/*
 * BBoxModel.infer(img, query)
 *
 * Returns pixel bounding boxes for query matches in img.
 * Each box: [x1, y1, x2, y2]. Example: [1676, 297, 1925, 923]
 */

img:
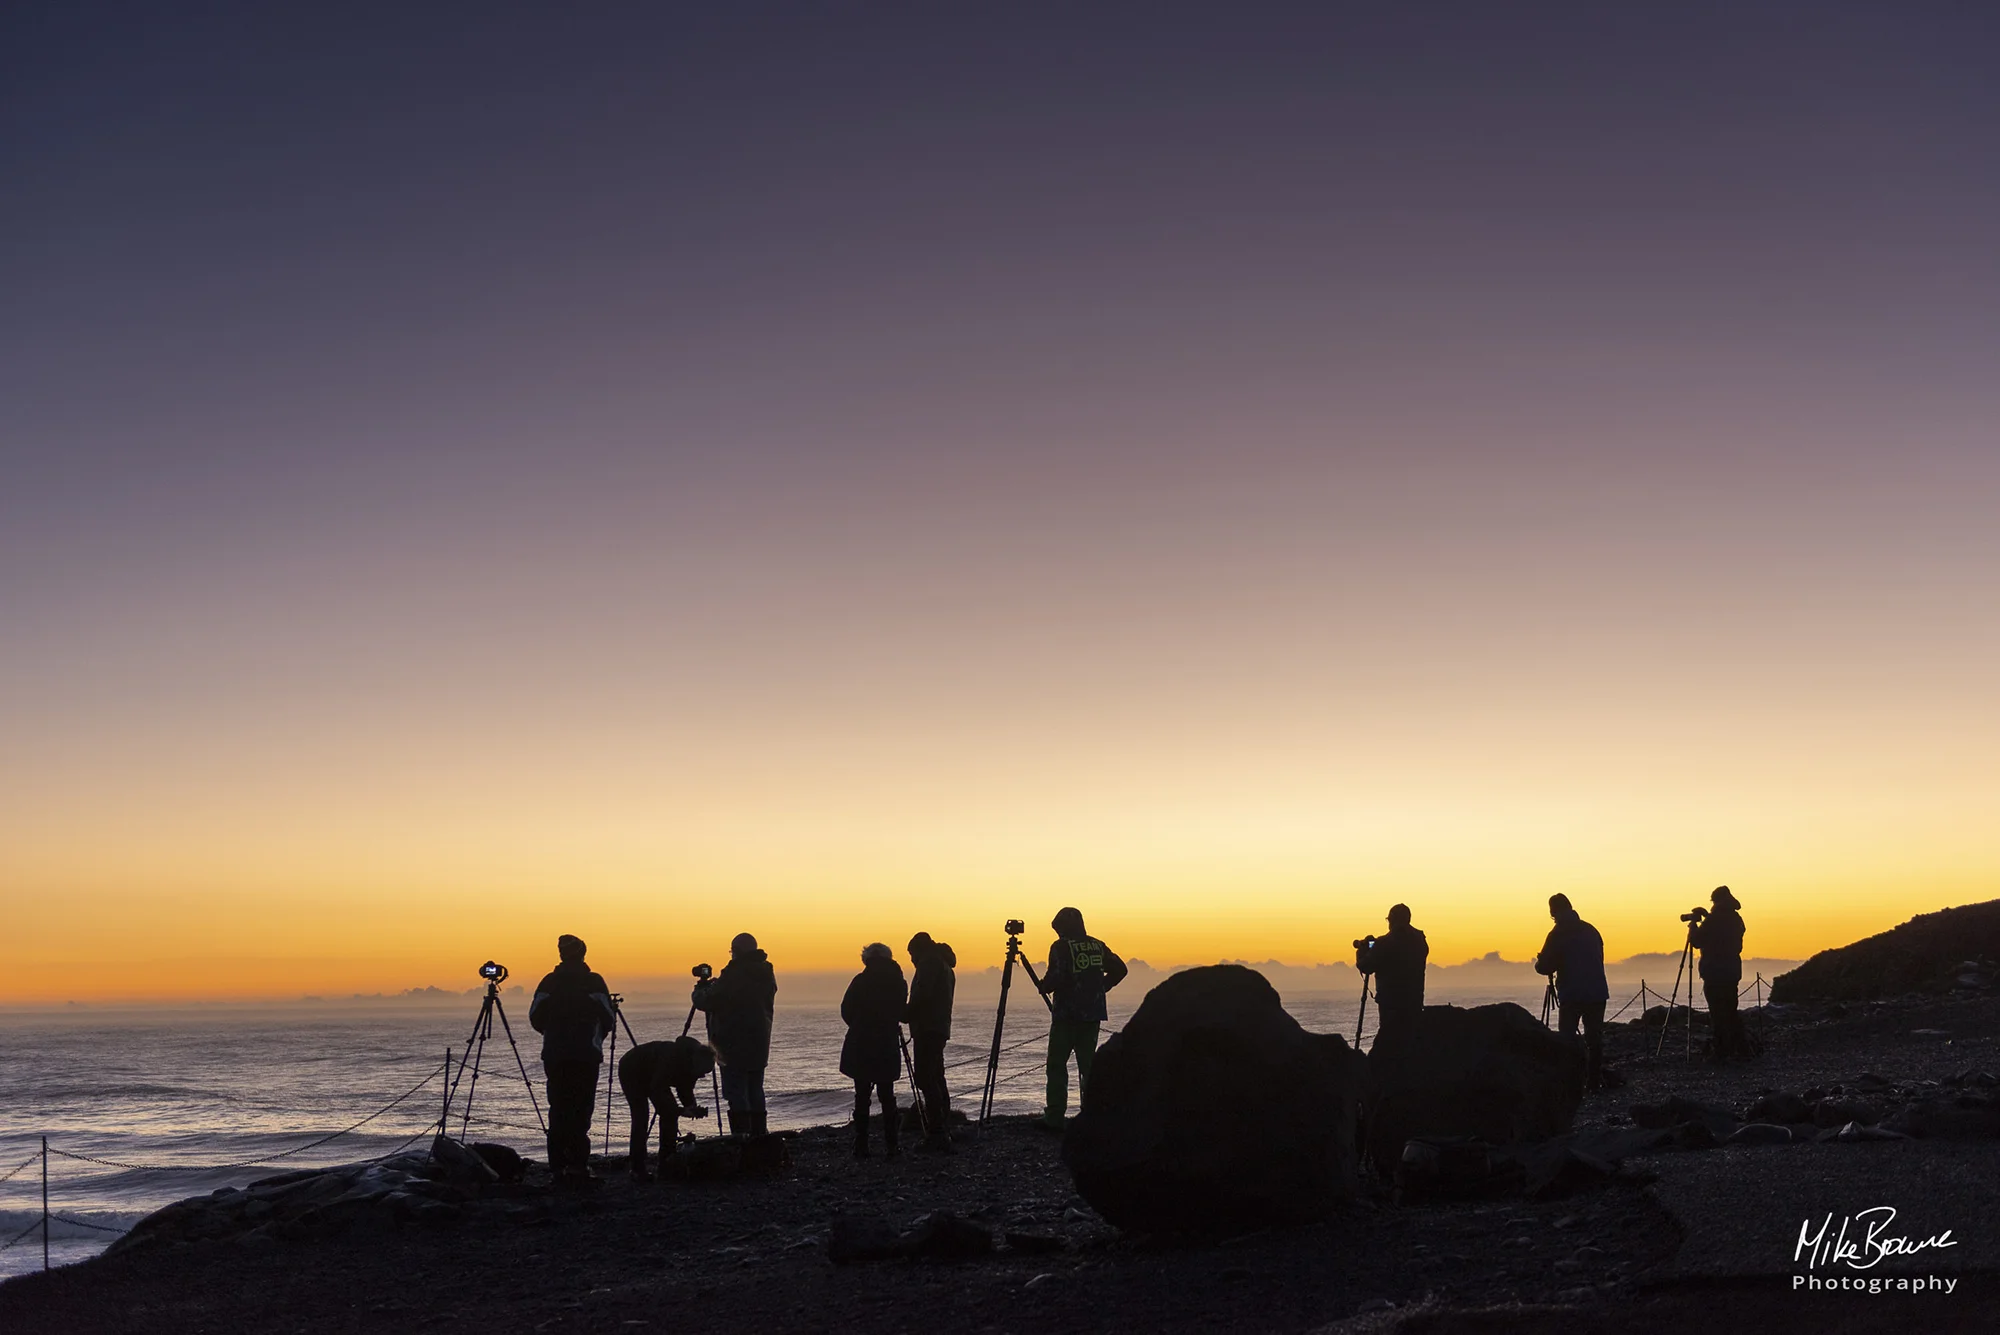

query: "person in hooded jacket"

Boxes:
[904, 932, 957, 1148]
[1354, 903, 1428, 1042]
[1534, 894, 1611, 1091]
[841, 942, 907, 1158]
[1037, 907, 1128, 1131]
[692, 932, 777, 1136]
[528, 934, 616, 1180]
[1691, 885, 1749, 1062]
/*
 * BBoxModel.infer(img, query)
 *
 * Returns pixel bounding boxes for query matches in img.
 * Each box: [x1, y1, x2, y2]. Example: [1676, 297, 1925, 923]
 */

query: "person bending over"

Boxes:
[617, 1034, 714, 1181]
[841, 942, 907, 1159]
[1037, 907, 1128, 1131]
[1534, 895, 1610, 1091]
[529, 934, 615, 1181]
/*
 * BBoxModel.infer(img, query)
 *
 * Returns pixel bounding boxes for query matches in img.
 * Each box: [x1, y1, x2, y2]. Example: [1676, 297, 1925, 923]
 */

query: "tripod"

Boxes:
[682, 985, 728, 1138]
[899, 1025, 928, 1136]
[442, 967, 545, 1141]
[1654, 925, 1700, 1059]
[978, 925, 1052, 1129]
[600, 995, 642, 1157]
[1540, 977, 1557, 1029]
[1353, 973, 1372, 1047]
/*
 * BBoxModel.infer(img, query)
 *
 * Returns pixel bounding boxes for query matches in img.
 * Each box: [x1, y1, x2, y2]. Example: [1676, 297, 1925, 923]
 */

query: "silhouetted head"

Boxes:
[907, 931, 934, 960]
[1548, 894, 1574, 920]
[862, 941, 893, 966]
[673, 1034, 716, 1078]
[1387, 903, 1412, 928]
[730, 932, 759, 959]
[1711, 885, 1740, 910]
[557, 934, 587, 963]
[1052, 907, 1086, 939]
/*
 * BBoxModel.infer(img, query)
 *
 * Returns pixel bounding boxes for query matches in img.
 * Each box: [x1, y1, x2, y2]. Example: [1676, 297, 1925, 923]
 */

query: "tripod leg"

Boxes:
[980, 946, 1017, 1128]
[490, 995, 547, 1134]
[1354, 977, 1369, 1047]
[1655, 941, 1689, 1058]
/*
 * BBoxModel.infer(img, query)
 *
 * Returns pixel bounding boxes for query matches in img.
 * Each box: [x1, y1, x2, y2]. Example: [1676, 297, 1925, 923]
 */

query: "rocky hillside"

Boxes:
[1769, 899, 2000, 1003]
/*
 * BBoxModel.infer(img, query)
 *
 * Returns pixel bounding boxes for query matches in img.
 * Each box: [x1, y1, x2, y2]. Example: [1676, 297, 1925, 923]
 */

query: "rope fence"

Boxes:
[2, 1062, 452, 1273]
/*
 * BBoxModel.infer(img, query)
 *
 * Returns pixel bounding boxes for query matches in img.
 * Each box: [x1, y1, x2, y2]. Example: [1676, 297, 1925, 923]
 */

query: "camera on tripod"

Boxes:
[1352, 934, 1377, 950]
[1679, 907, 1708, 924]
[478, 960, 508, 983]
[691, 962, 713, 981]
[1004, 919, 1025, 936]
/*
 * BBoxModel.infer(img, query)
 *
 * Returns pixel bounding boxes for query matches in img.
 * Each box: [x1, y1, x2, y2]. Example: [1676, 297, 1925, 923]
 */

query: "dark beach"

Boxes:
[3, 988, 1996, 1334]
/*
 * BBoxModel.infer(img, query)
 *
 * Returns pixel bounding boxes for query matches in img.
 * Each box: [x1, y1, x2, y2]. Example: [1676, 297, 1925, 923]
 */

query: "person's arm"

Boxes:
[1533, 928, 1560, 977]
[588, 973, 615, 1029]
[528, 973, 555, 1032]
[1103, 948, 1129, 991]
[1040, 944, 1066, 995]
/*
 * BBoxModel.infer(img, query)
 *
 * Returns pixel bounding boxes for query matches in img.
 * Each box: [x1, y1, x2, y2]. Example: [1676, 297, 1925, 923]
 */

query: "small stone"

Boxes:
[1552, 1215, 1580, 1231]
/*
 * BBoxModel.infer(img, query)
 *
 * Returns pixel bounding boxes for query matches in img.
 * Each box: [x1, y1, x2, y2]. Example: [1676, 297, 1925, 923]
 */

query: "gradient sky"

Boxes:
[3, 3, 1997, 1001]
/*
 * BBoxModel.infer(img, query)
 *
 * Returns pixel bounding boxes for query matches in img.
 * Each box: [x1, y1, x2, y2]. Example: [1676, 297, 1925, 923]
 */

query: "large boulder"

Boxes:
[1770, 900, 2000, 1002]
[1061, 964, 1364, 1233]
[1364, 1003, 1584, 1177]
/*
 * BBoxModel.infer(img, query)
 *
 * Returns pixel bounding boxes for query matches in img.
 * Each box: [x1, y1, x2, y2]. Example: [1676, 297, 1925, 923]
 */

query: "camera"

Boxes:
[691, 963, 713, 981]
[1352, 935, 1377, 950]
[478, 961, 508, 983]
[1004, 919, 1026, 936]
[1680, 907, 1708, 924]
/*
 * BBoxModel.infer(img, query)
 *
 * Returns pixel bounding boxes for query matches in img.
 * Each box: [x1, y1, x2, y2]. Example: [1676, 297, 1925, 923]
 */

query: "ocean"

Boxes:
[0, 983, 1553, 1279]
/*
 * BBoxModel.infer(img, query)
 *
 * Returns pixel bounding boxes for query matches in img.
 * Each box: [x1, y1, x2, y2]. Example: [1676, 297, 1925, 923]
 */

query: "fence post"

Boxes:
[41, 1135, 49, 1272]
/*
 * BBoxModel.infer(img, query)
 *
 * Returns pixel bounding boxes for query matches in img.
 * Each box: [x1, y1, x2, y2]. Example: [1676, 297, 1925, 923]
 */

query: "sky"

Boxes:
[3, 3, 1997, 1002]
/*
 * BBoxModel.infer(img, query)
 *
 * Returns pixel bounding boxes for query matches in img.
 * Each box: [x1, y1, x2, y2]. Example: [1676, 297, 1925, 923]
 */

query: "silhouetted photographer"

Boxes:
[1037, 907, 1127, 1131]
[617, 1035, 713, 1181]
[841, 942, 907, 1159]
[1689, 885, 1749, 1062]
[1354, 903, 1428, 1041]
[905, 932, 957, 1149]
[691, 932, 777, 1136]
[528, 934, 616, 1182]
[1534, 895, 1610, 1091]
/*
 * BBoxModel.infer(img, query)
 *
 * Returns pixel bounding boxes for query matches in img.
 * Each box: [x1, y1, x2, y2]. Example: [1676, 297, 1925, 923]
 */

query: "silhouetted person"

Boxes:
[905, 932, 957, 1149]
[1037, 907, 1128, 1131]
[841, 942, 907, 1159]
[1535, 895, 1610, 1091]
[617, 1035, 714, 1181]
[528, 934, 615, 1181]
[1691, 885, 1749, 1061]
[1355, 903, 1429, 1041]
[692, 932, 777, 1136]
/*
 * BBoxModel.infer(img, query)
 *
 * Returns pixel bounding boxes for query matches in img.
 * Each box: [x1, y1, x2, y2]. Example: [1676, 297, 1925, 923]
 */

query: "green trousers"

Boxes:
[1043, 1016, 1100, 1126]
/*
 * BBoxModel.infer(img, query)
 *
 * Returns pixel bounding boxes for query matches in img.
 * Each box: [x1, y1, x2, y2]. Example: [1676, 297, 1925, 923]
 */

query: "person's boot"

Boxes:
[852, 1106, 871, 1159]
[751, 1110, 769, 1137]
[726, 1110, 742, 1138]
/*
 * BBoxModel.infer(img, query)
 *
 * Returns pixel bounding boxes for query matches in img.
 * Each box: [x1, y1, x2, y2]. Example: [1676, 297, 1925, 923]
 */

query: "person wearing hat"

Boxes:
[1690, 886, 1749, 1061]
[1355, 903, 1429, 1044]
[692, 931, 777, 1135]
[1535, 895, 1610, 1090]
[1036, 907, 1128, 1131]
[840, 942, 909, 1158]
[904, 932, 958, 1149]
[529, 934, 616, 1181]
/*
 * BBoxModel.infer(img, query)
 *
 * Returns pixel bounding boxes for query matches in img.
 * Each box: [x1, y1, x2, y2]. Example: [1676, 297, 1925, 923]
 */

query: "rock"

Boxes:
[1366, 1003, 1585, 1181]
[1004, 1231, 1065, 1254]
[1061, 964, 1364, 1232]
[1628, 1096, 1737, 1139]
[738, 1133, 792, 1175]
[1727, 1123, 1793, 1146]
[468, 1142, 526, 1183]
[897, 1211, 994, 1261]
[1812, 1099, 1881, 1128]
[826, 1215, 901, 1265]
[1397, 1136, 1516, 1199]
[1882, 1098, 2000, 1140]
[1519, 1144, 1617, 1200]
[1769, 900, 2000, 1002]
[429, 1134, 500, 1186]
[1744, 1092, 1811, 1124]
